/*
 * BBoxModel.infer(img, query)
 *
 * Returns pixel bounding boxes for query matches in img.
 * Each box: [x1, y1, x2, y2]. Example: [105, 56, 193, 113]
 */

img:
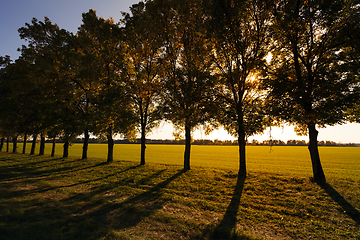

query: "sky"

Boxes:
[0, 0, 359, 143]
[0, 0, 138, 59]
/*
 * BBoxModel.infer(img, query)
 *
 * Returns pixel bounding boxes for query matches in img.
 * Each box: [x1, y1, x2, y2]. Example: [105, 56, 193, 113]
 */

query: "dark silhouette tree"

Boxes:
[0, 55, 13, 150]
[72, 11, 104, 160]
[0, 57, 45, 155]
[76, 10, 136, 162]
[206, 0, 273, 177]
[154, 0, 218, 170]
[267, 0, 360, 183]
[18, 17, 73, 156]
[122, 2, 165, 166]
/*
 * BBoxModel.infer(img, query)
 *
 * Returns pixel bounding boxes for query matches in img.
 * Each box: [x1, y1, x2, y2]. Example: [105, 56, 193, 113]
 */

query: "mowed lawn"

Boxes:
[19, 143, 360, 180]
[0, 145, 359, 239]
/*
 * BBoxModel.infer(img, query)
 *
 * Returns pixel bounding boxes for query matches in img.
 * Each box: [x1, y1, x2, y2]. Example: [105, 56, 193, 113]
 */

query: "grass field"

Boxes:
[0, 150, 359, 239]
[14, 143, 360, 180]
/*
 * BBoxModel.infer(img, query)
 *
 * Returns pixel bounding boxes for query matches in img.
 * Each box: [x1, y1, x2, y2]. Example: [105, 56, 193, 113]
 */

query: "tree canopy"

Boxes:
[0, 0, 359, 178]
[122, 2, 165, 166]
[202, 0, 274, 176]
[266, 0, 360, 182]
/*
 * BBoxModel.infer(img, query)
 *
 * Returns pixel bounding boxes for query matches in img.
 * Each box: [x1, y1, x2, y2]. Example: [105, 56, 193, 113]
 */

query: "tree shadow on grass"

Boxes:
[0, 158, 66, 182]
[207, 174, 248, 240]
[1, 164, 141, 199]
[0, 165, 186, 240]
[319, 182, 360, 225]
[0, 156, 83, 181]
[76, 169, 187, 231]
[37, 164, 141, 192]
[0, 154, 64, 168]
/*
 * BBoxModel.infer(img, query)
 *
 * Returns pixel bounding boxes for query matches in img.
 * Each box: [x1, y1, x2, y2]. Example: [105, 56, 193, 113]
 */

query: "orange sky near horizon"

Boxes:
[148, 122, 360, 143]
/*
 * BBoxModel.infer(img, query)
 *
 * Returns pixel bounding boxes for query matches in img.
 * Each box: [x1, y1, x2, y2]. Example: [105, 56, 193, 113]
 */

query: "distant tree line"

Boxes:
[1, 137, 356, 147]
[249, 139, 357, 147]
[1, 0, 359, 183]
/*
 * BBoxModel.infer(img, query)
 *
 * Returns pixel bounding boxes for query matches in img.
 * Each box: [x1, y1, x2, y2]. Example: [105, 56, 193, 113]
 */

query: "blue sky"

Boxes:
[0, 0, 359, 143]
[0, 0, 138, 59]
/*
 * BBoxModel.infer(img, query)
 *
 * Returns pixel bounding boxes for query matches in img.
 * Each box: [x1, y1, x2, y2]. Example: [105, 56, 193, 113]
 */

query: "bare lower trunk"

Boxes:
[30, 134, 36, 155]
[12, 136, 18, 153]
[39, 133, 45, 156]
[308, 122, 326, 183]
[22, 134, 27, 154]
[238, 125, 246, 178]
[184, 124, 191, 171]
[6, 137, 9, 152]
[0, 137, 4, 151]
[63, 141, 69, 158]
[237, 107, 247, 177]
[107, 131, 114, 163]
[140, 123, 146, 165]
[82, 129, 89, 159]
[51, 138, 56, 157]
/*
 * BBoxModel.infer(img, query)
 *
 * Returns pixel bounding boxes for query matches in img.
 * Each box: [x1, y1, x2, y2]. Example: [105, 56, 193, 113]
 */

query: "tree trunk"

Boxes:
[0, 137, 4, 151]
[82, 129, 89, 159]
[236, 105, 247, 177]
[6, 137, 9, 152]
[140, 123, 146, 165]
[238, 124, 246, 178]
[22, 134, 27, 154]
[63, 141, 69, 158]
[184, 124, 191, 171]
[308, 122, 326, 183]
[107, 129, 114, 163]
[12, 136, 18, 153]
[39, 133, 45, 156]
[30, 134, 36, 155]
[51, 138, 56, 157]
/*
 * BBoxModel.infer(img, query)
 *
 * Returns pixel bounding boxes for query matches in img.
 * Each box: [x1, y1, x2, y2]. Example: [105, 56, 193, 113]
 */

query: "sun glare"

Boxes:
[247, 73, 258, 83]
[265, 52, 272, 64]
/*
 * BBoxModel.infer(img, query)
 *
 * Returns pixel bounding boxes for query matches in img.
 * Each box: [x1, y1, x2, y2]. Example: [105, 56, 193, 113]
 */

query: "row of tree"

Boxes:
[1, 136, 357, 147]
[1, 0, 359, 183]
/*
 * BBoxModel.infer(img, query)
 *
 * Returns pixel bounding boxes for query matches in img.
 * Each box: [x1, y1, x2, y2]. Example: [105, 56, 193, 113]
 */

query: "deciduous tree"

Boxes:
[207, 0, 272, 177]
[0, 55, 13, 149]
[122, 2, 165, 165]
[154, 0, 218, 170]
[76, 10, 136, 162]
[18, 17, 73, 156]
[267, 0, 360, 183]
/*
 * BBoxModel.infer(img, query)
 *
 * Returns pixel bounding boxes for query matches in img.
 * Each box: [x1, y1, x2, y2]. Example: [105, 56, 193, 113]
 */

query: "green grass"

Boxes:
[15, 143, 360, 180]
[0, 150, 359, 239]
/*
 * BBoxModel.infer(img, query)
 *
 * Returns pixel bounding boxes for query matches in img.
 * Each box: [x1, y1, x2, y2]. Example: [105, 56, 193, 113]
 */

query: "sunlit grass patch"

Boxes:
[0, 151, 359, 239]
[12, 143, 360, 181]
